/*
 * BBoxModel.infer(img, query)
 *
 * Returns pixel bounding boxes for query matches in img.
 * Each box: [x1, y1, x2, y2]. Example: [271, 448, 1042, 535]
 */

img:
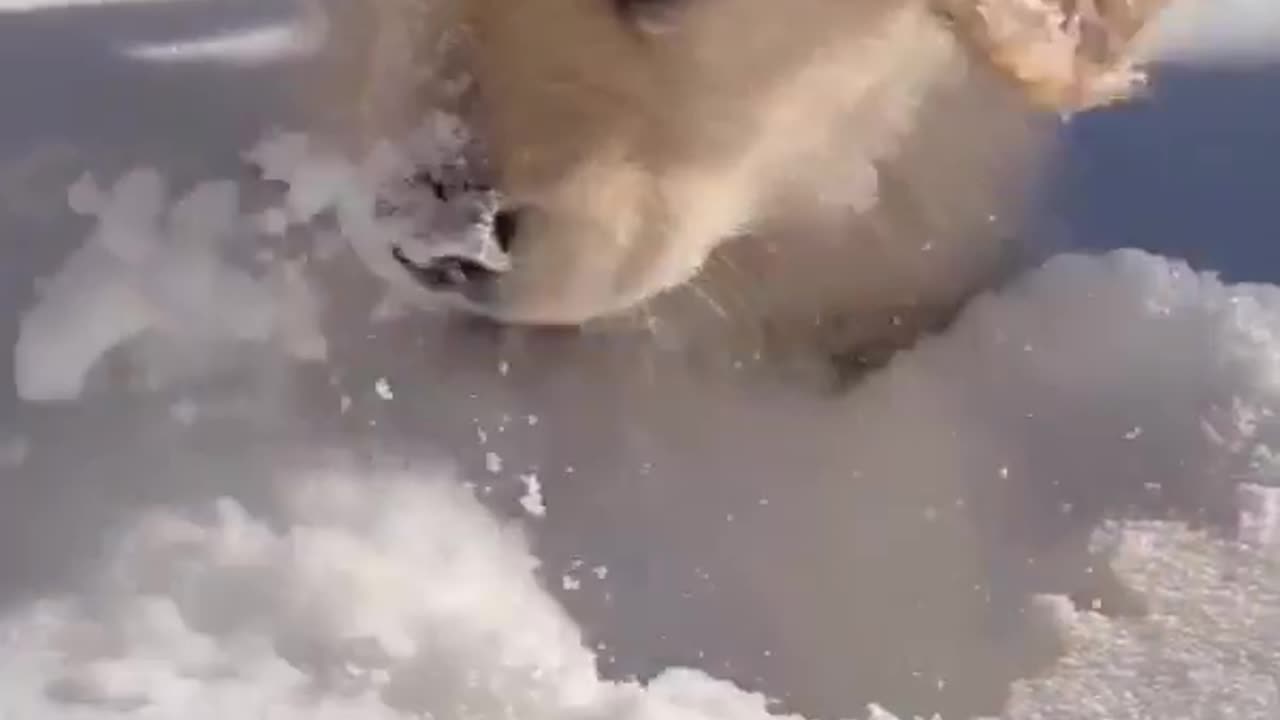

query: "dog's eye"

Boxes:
[614, 0, 685, 34]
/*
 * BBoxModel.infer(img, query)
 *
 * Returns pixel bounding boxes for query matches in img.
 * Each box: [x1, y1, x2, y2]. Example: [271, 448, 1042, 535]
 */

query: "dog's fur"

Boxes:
[316, 0, 1168, 386]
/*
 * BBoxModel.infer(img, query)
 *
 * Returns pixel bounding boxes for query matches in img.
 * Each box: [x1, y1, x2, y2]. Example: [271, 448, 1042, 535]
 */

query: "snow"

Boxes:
[1006, 501, 1280, 719]
[6, 52, 1280, 720]
[0, 466, 891, 720]
[10, 161, 1280, 713]
[14, 169, 327, 402]
[485, 451, 503, 474]
[520, 472, 547, 518]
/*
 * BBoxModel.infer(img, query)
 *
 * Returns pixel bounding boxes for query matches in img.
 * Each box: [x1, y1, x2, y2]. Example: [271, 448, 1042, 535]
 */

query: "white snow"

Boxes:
[519, 472, 547, 518]
[0, 466, 891, 720]
[10, 224, 1280, 718]
[6, 95, 1280, 720]
[485, 451, 503, 474]
[1006, 499, 1280, 719]
[14, 169, 327, 402]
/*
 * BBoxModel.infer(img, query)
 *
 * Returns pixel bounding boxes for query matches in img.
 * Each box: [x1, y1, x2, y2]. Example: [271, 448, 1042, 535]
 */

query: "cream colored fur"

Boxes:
[319, 0, 1169, 373]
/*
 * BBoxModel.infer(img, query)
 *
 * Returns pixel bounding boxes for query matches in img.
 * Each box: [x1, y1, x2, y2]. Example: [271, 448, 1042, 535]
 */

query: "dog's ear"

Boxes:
[933, 0, 1175, 114]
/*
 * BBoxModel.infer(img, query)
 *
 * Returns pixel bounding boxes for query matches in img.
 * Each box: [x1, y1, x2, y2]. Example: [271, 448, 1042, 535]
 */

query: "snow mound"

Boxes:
[14, 169, 327, 402]
[0, 466, 896, 720]
[1007, 487, 1280, 719]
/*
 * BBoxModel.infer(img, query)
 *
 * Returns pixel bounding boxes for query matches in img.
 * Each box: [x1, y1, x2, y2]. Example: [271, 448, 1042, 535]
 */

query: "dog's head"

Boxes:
[353, 0, 1170, 328]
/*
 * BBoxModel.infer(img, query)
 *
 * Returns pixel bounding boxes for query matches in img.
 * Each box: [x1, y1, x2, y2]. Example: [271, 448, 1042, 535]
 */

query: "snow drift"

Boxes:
[5, 109, 1280, 720]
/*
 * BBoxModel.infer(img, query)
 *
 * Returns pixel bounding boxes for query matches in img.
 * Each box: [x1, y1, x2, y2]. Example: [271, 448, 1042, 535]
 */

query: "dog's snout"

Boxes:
[386, 193, 529, 305]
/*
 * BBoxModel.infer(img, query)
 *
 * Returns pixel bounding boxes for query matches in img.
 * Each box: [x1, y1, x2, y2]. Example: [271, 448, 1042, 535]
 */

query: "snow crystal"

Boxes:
[519, 472, 547, 518]
[484, 451, 503, 474]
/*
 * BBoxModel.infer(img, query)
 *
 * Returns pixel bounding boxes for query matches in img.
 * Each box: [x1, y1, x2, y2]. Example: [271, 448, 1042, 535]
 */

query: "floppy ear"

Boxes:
[933, 0, 1175, 114]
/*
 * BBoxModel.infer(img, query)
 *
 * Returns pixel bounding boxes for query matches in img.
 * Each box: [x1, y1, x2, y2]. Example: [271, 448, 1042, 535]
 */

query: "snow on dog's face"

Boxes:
[430, 0, 929, 325]
[371, 0, 1170, 327]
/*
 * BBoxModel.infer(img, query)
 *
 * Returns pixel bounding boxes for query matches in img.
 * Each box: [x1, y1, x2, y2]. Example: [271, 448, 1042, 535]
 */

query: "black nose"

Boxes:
[391, 205, 523, 296]
[491, 206, 521, 253]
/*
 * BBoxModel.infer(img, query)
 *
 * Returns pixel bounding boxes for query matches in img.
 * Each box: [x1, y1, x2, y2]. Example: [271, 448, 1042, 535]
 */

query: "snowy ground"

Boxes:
[1, 1, 1279, 719]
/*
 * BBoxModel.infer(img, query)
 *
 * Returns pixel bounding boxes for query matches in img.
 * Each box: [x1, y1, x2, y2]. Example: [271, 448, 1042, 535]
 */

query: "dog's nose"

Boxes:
[391, 205, 524, 295]
[491, 206, 522, 253]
